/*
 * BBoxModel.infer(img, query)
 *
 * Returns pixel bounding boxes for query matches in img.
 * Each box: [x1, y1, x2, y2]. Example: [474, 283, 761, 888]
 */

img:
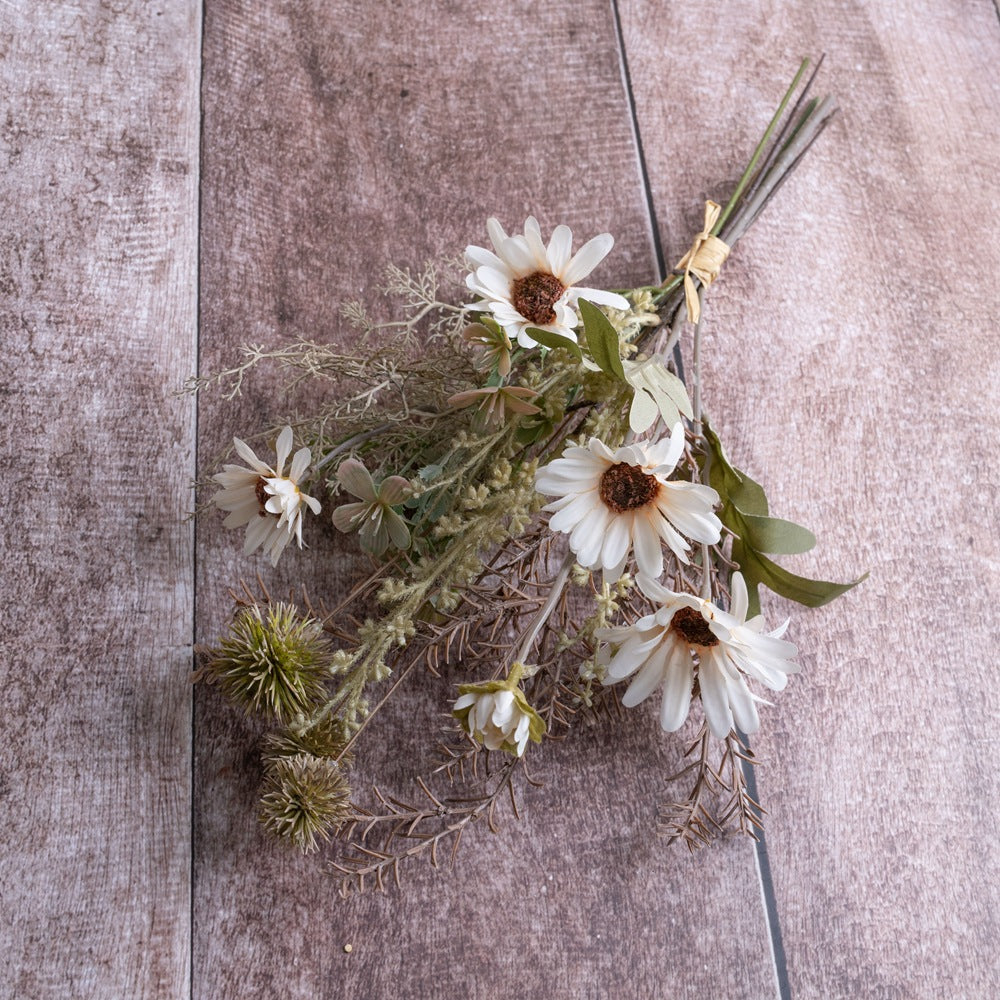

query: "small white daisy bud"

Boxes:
[452, 662, 545, 757]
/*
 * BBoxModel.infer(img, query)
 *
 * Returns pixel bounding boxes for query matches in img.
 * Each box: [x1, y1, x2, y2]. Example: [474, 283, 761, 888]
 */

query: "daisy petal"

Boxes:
[699, 652, 734, 739]
[659, 640, 694, 732]
[563, 233, 614, 285]
[547, 224, 573, 272]
[570, 287, 630, 310]
[523, 216, 549, 270]
[465, 244, 506, 271]
[233, 438, 271, 475]
[632, 514, 664, 578]
[274, 426, 294, 475]
[289, 446, 312, 483]
[486, 217, 508, 253]
[499, 236, 536, 276]
[622, 641, 670, 707]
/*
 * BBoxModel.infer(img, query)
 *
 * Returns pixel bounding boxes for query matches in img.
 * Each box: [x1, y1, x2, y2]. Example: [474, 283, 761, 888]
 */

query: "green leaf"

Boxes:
[524, 327, 583, 361]
[578, 298, 625, 379]
[733, 535, 868, 615]
[706, 415, 865, 612]
[738, 512, 816, 555]
[702, 419, 768, 516]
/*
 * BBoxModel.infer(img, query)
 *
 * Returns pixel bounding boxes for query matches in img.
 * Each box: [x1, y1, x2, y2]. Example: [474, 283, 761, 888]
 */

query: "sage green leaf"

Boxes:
[738, 512, 816, 555]
[524, 327, 583, 361]
[734, 534, 867, 614]
[578, 298, 625, 379]
[515, 415, 553, 446]
[706, 416, 865, 612]
[729, 469, 769, 518]
[702, 419, 769, 516]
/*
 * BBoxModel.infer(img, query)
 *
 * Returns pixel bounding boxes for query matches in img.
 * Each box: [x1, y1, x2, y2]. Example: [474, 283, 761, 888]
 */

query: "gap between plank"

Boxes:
[190, 2, 206, 997]
[609, 0, 666, 281]
[609, 0, 682, 385]
[740, 734, 792, 1000]
[609, 2, 790, 995]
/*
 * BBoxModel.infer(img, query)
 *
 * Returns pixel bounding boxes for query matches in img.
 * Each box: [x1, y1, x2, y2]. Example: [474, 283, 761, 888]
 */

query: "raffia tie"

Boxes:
[675, 201, 731, 325]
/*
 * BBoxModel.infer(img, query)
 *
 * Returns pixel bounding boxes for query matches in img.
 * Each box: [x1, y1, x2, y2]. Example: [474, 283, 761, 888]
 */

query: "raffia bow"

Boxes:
[675, 201, 731, 325]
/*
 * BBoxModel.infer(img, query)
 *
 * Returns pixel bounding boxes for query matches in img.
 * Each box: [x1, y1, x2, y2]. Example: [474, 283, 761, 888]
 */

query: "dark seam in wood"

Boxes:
[610, 0, 666, 281]
[191, 3, 207, 998]
[739, 730, 791, 1000]
[609, 0, 685, 385]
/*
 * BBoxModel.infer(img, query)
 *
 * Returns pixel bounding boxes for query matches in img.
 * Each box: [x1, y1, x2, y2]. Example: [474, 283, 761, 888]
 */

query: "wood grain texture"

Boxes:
[0, 2, 200, 998]
[619, 1, 1000, 996]
[195, 2, 778, 997]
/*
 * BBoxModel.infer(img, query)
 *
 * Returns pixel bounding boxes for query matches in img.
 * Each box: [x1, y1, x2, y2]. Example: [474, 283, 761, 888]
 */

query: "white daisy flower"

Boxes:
[598, 572, 799, 739]
[534, 424, 722, 580]
[211, 426, 321, 567]
[452, 663, 545, 757]
[465, 216, 630, 349]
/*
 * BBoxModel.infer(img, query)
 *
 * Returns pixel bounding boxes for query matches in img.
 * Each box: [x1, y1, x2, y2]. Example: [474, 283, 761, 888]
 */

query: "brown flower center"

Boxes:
[598, 462, 660, 513]
[511, 271, 565, 325]
[255, 476, 270, 516]
[670, 606, 719, 647]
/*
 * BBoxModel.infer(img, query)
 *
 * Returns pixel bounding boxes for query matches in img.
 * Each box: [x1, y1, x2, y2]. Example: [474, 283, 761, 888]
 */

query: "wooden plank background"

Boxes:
[3, 0, 998, 997]
[0, 2, 200, 998]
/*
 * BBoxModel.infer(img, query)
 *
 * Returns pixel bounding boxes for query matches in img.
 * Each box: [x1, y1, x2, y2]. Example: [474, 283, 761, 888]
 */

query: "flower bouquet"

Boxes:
[193, 57, 863, 895]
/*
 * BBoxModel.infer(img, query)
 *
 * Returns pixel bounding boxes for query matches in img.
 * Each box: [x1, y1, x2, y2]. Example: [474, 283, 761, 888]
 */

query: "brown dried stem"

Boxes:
[331, 757, 522, 896]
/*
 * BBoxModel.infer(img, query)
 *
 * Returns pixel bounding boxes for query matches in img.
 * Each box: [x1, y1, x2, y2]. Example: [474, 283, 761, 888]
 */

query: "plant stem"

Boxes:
[654, 273, 683, 300]
[316, 423, 395, 471]
[689, 289, 713, 601]
[713, 57, 810, 235]
[512, 551, 576, 673]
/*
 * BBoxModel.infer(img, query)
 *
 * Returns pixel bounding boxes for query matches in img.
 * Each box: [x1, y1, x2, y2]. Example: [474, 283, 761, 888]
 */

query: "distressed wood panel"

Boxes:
[619, 0, 1000, 996]
[0, 2, 200, 998]
[195, 2, 778, 997]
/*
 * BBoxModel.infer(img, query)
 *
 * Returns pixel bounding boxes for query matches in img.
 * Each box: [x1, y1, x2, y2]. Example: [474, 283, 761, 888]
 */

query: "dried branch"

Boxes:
[331, 758, 522, 896]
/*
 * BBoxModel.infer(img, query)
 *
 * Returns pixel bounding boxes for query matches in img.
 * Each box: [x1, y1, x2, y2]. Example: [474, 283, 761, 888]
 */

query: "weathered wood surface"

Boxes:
[0, 2, 200, 999]
[6, 0, 1000, 997]
[194, 2, 777, 998]
[621, 1, 1000, 996]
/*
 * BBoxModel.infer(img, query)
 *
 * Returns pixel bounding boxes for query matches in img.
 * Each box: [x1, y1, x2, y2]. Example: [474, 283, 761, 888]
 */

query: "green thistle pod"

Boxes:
[258, 753, 352, 853]
[202, 603, 332, 723]
[262, 716, 353, 771]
